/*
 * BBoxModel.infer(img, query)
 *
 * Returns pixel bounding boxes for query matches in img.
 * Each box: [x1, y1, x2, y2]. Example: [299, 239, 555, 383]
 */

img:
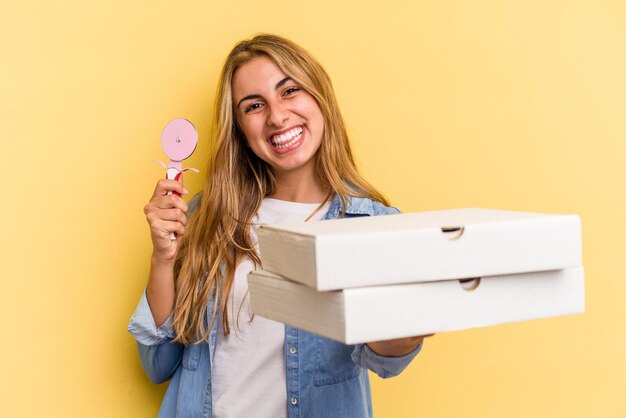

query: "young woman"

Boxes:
[129, 34, 429, 418]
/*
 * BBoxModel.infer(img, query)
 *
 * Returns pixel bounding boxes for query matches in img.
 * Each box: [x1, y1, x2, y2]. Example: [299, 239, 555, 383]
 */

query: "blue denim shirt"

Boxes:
[128, 194, 423, 418]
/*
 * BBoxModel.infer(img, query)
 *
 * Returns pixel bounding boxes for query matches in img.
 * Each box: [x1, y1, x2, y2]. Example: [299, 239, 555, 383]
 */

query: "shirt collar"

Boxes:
[324, 193, 375, 219]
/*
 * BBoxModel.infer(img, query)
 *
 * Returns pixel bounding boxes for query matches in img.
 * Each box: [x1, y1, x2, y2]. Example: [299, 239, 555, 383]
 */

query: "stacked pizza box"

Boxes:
[247, 208, 584, 344]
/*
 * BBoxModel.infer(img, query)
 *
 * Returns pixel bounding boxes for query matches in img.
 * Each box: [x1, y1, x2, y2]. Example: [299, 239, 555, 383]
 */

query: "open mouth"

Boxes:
[269, 126, 304, 150]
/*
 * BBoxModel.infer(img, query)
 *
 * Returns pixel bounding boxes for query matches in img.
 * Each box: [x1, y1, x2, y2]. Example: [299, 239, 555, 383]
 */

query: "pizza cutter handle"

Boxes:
[166, 168, 182, 240]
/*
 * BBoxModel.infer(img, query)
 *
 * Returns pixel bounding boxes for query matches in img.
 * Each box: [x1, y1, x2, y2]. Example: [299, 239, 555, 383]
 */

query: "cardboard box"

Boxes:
[257, 208, 581, 291]
[248, 267, 585, 344]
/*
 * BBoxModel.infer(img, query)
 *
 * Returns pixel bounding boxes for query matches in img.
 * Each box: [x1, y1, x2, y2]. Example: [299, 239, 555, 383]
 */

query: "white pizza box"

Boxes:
[248, 267, 585, 344]
[257, 208, 582, 291]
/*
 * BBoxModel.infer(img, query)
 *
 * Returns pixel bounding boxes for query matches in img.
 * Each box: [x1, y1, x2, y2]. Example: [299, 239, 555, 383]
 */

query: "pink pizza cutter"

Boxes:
[155, 118, 199, 240]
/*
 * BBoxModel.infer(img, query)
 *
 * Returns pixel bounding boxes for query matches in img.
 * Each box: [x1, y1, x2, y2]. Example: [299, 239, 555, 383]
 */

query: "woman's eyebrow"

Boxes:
[275, 76, 292, 90]
[236, 77, 294, 109]
[237, 94, 262, 109]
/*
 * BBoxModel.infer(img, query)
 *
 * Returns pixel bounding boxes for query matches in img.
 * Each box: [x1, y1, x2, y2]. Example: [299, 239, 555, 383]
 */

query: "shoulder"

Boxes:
[369, 199, 401, 216]
[326, 194, 401, 219]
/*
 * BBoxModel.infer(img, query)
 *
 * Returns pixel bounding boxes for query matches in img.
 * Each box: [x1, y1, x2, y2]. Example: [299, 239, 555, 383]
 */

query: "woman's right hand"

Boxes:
[144, 179, 189, 263]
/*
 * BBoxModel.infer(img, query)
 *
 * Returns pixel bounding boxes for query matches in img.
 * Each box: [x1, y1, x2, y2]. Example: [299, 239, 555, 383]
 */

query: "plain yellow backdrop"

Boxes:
[1, 1, 625, 417]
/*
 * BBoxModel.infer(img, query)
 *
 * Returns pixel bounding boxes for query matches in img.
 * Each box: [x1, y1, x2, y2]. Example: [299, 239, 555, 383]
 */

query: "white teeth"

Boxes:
[277, 134, 300, 149]
[271, 127, 303, 145]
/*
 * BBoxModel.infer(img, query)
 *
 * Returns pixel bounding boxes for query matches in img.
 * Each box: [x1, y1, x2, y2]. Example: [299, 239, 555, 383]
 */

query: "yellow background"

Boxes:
[1, 1, 625, 417]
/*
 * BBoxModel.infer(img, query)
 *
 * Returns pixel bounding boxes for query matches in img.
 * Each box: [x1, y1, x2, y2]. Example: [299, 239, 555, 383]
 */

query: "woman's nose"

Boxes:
[267, 102, 289, 127]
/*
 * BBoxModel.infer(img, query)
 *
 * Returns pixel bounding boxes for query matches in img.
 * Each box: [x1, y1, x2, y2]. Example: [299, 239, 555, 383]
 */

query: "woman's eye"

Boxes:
[283, 86, 300, 96]
[244, 102, 263, 113]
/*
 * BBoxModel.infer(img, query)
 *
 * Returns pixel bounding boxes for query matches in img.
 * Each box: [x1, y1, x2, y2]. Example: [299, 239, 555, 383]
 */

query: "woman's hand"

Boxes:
[366, 334, 435, 357]
[143, 179, 189, 263]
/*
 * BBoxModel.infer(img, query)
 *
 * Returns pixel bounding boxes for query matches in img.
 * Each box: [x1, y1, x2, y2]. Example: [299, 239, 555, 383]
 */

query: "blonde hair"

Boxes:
[172, 34, 390, 344]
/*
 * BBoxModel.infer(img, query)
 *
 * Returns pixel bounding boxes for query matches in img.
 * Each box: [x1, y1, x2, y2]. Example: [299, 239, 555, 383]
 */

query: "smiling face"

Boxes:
[232, 55, 325, 179]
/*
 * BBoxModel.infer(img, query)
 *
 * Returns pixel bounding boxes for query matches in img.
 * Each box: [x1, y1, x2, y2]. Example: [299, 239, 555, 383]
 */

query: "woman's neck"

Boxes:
[270, 167, 330, 203]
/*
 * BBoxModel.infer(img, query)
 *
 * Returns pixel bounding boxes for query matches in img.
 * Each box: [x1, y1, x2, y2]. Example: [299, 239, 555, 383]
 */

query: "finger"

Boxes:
[155, 207, 187, 225]
[152, 219, 186, 237]
[152, 179, 189, 199]
[154, 194, 189, 212]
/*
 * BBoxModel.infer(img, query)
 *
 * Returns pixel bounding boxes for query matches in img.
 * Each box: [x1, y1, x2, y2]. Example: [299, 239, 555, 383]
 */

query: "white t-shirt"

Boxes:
[211, 198, 330, 418]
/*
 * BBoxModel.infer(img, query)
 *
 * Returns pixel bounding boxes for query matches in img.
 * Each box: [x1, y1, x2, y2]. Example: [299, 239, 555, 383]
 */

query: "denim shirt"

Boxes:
[128, 194, 423, 418]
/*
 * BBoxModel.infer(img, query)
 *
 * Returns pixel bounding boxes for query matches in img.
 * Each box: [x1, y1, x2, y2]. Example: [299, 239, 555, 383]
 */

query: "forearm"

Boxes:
[146, 253, 176, 327]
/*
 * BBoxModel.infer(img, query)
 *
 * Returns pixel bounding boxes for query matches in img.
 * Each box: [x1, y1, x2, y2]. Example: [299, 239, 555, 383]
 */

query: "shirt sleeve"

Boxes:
[127, 289, 176, 346]
[351, 341, 424, 378]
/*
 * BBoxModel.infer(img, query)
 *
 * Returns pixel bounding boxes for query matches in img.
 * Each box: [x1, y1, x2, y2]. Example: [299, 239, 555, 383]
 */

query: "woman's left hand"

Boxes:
[366, 334, 435, 357]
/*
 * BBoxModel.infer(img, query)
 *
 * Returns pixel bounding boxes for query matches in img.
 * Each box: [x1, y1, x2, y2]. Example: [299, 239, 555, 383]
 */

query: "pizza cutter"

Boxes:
[156, 118, 199, 240]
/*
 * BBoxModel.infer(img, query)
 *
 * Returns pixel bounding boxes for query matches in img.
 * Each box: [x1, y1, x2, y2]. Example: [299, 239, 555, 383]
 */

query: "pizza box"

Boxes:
[256, 208, 581, 291]
[248, 267, 585, 344]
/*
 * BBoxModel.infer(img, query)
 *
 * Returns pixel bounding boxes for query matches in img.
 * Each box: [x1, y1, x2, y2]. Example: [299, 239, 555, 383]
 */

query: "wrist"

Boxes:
[366, 337, 424, 357]
[151, 251, 177, 268]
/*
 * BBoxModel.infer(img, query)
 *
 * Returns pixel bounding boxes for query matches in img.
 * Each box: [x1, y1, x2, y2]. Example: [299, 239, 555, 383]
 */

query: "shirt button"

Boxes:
[290, 396, 298, 405]
[289, 346, 297, 354]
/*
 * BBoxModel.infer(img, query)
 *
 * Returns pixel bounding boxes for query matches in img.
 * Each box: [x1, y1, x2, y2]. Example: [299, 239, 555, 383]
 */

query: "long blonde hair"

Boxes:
[172, 34, 391, 344]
